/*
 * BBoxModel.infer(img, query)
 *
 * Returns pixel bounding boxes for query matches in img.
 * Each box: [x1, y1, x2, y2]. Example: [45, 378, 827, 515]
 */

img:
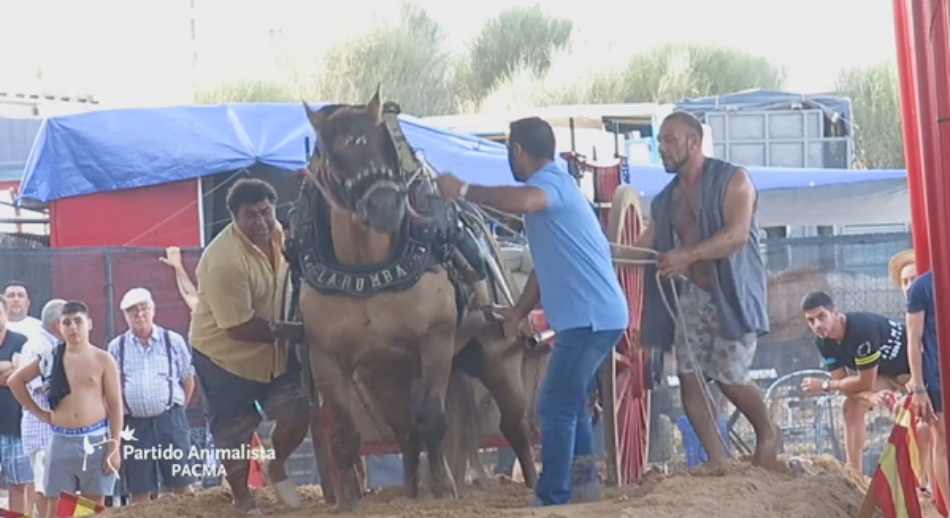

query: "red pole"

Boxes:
[894, 0, 931, 270]
[912, 0, 950, 481]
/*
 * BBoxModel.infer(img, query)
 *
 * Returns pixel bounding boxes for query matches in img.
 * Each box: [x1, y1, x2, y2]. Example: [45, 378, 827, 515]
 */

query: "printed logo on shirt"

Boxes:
[879, 320, 905, 361]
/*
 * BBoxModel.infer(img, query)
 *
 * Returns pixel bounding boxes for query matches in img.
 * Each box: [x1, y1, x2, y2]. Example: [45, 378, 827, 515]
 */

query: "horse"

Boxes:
[287, 89, 540, 512]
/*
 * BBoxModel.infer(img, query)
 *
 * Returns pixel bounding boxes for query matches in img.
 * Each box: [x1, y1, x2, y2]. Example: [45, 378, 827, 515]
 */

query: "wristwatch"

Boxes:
[459, 183, 470, 200]
[821, 380, 831, 392]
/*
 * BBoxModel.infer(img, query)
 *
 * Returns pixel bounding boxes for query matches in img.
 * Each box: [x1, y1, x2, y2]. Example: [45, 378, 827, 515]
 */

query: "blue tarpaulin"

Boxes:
[625, 163, 906, 197]
[17, 103, 518, 204]
[17, 102, 906, 205]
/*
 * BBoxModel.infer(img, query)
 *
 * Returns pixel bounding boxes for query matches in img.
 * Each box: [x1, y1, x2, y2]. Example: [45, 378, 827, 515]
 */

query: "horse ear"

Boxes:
[366, 85, 382, 123]
[303, 102, 326, 131]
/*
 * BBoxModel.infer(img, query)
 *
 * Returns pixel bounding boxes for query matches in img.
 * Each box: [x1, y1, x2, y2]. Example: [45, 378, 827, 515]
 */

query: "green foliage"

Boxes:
[305, 4, 458, 116]
[620, 44, 787, 103]
[193, 4, 901, 170]
[834, 63, 904, 169]
[194, 79, 299, 104]
[456, 5, 573, 104]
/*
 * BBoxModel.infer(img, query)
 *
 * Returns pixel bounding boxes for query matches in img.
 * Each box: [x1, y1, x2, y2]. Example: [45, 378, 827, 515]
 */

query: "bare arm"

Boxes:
[8, 359, 49, 422]
[102, 353, 124, 447]
[0, 361, 12, 386]
[513, 271, 541, 319]
[907, 310, 926, 389]
[829, 366, 878, 394]
[182, 376, 195, 406]
[689, 168, 756, 261]
[611, 222, 657, 262]
[173, 266, 198, 312]
[464, 185, 550, 215]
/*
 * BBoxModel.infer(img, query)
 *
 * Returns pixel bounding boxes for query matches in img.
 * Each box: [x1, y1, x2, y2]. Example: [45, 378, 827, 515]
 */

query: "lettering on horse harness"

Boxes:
[300, 241, 431, 296]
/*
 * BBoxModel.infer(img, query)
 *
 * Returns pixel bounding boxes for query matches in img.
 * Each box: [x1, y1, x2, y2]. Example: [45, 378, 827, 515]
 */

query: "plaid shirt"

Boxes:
[107, 325, 195, 418]
[19, 328, 57, 455]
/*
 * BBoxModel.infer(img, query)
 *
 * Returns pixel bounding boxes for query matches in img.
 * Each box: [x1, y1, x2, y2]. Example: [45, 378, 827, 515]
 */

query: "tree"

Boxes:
[305, 3, 458, 116]
[456, 6, 573, 105]
[484, 43, 787, 110]
[194, 79, 299, 104]
[621, 44, 787, 103]
[834, 62, 904, 169]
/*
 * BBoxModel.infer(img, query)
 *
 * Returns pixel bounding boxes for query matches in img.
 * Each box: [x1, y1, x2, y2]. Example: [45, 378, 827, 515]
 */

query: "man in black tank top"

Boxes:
[798, 291, 910, 473]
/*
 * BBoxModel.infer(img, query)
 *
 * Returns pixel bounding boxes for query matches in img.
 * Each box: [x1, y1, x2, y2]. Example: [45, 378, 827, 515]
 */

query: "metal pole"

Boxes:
[894, 0, 931, 270]
[918, 0, 950, 482]
[103, 250, 115, 340]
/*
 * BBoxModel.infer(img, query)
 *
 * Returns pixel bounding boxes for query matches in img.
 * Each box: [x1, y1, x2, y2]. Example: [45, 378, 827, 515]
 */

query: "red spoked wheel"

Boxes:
[601, 184, 649, 487]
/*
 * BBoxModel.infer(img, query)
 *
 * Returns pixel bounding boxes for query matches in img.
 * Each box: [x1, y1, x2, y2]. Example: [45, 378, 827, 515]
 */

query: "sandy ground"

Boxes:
[97, 455, 946, 518]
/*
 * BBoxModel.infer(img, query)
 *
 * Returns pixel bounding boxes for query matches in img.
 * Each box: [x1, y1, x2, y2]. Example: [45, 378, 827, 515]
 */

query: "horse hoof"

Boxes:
[271, 478, 301, 509]
[333, 499, 359, 514]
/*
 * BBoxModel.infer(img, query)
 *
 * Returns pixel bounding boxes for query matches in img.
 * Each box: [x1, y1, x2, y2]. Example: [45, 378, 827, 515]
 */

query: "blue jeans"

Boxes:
[535, 326, 623, 505]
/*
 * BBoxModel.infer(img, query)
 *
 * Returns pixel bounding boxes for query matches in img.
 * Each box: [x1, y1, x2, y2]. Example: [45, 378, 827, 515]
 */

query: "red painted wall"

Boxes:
[49, 179, 202, 248]
[46, 180, 202, 347]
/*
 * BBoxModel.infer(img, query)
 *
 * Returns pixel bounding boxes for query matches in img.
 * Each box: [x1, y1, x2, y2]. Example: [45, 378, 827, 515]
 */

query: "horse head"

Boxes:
[303, 87, 407, 234]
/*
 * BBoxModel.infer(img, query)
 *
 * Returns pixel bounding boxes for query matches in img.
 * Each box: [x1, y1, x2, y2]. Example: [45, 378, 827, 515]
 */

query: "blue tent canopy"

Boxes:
[625, 163, 906, 197]
[17, 103, 519, 204]
[17, 102, 905, 205]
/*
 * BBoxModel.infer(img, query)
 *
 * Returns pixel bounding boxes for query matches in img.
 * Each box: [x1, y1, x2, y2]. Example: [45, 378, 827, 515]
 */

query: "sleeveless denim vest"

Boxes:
[641, 157, 769, 351]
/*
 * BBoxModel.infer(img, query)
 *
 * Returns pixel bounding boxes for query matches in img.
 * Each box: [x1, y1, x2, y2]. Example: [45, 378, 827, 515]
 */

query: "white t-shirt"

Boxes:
[8, 316, 45, 343]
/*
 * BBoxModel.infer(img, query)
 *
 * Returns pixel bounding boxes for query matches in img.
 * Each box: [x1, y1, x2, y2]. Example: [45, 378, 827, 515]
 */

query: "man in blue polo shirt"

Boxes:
[906, 269, 949, 501]
[435, 116, 628, 507]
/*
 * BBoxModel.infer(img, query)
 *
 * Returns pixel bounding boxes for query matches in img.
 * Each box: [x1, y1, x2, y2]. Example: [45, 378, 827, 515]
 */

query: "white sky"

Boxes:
[0, 0, 898, 108]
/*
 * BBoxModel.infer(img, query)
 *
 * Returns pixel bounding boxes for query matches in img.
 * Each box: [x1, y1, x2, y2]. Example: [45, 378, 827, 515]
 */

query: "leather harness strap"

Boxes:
[380, 104, 421, 179]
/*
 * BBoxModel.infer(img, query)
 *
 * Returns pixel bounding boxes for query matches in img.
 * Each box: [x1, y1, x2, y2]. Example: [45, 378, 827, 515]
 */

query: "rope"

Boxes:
[611, 244, 731, 454]
[473, 204, 731, 454]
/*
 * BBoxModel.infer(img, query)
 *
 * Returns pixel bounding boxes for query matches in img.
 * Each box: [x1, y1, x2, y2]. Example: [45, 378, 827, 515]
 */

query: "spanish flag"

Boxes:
[248, 431, 267, 488]
[56, 491, 104, 517]
[869, 397, 922, 518]
[0, 509, 35, 518]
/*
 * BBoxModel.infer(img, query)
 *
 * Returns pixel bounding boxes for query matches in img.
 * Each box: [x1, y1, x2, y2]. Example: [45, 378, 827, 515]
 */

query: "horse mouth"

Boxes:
[342, 166, 399, 195]
[355, 181, 407, 233]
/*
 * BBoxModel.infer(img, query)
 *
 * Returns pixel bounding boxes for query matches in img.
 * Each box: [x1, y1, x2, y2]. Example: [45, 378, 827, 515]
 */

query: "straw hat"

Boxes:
[888, 249, 916, 288]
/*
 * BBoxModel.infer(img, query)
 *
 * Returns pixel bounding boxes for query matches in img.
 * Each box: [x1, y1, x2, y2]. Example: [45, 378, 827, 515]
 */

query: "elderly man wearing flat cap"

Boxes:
[106, 287, 197, 504]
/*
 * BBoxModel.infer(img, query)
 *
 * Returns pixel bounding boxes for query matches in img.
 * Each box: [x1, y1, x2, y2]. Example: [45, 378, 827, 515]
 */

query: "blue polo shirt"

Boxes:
[907, 270, 941, 388]
[523, 162, 629, 332]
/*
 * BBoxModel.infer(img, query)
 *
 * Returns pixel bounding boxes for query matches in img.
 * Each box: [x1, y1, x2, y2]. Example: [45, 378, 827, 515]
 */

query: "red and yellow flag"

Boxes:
[0, 509, 35, 518]
[870, 397, 923, 518]
[56, 491, 104, 517]
[248, 431, 267, 488]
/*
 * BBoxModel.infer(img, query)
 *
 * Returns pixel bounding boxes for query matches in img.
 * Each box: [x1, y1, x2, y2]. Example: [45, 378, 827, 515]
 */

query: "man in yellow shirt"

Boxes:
[189, 178, 309, 514]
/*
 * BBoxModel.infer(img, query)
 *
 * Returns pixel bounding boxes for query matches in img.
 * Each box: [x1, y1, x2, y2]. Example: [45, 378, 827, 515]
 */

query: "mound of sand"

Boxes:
[103, 456, 942, 518]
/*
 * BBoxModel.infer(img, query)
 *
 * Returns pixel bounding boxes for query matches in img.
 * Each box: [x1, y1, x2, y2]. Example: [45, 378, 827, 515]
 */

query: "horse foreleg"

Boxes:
[362, 372, 422, 498]
[309, 396, 338, 505]
[311, 350, 362, 512]
[418, 328, 459, 499]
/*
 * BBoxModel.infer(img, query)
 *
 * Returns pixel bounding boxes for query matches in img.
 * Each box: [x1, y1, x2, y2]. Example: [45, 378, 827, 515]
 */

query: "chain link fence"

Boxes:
[0, 231, 915, 480]
[651, 232, 912, 476]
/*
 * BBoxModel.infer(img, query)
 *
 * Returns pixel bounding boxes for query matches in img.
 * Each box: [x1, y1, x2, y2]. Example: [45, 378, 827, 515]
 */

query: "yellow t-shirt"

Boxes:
[189, 222, 288, 382]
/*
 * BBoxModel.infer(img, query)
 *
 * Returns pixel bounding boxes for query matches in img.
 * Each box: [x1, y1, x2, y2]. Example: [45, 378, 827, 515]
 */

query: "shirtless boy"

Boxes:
[8, 301, 123, 518]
